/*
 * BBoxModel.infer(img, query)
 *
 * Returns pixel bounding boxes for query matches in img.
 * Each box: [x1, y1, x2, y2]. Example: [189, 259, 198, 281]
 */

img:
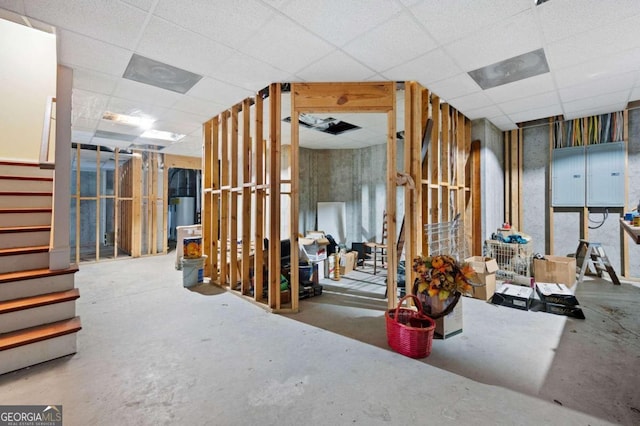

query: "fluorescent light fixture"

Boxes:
[140, 129, 186, 142]
[468, 48, 550, 90]
[102, 111, 155, 129]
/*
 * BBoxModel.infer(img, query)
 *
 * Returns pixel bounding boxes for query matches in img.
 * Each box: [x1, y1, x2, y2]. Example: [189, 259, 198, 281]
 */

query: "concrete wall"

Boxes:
[0, 19, 57, 162]
[299, 143, 395, 248]
[520, 111, 640, 278]
[471, 118, 504, 246]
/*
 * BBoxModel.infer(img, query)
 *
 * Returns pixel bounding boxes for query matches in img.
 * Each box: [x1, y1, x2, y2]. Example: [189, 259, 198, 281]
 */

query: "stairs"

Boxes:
[0, 161, 81, 375]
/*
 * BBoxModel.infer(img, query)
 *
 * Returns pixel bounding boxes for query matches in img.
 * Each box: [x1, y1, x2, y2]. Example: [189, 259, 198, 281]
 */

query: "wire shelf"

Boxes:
[484, 239, 533, 280]
[424, 213, 468, 261]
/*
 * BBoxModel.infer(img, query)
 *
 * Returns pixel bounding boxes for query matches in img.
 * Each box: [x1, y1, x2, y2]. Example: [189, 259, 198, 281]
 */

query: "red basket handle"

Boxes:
[393, 294, 423, 323]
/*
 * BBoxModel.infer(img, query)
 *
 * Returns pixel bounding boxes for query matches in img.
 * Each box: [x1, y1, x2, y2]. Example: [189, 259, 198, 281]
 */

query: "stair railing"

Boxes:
[39, 96, 56, 170]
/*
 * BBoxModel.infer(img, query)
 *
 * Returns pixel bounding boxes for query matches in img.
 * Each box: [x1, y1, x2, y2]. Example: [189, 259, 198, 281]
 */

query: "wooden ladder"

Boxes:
[575, 239, 620, 285]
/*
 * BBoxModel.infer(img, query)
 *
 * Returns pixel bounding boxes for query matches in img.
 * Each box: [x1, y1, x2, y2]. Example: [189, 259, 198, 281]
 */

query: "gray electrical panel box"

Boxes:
[586, 142, 625, 207]
[552, 146, 585, 207]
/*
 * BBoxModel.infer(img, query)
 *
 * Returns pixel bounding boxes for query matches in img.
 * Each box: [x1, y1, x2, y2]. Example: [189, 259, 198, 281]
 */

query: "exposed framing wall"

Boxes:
[202, 81, 476, 312]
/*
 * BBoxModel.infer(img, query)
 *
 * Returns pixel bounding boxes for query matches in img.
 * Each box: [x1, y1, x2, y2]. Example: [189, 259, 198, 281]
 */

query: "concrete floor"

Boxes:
[0, 254, 637, 425]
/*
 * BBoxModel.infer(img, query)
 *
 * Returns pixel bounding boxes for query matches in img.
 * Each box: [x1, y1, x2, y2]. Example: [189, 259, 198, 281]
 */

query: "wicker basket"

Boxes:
[385, 294, 436, 359]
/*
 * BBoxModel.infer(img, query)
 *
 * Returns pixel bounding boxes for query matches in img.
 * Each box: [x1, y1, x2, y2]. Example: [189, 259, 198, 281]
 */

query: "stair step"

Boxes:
[0, 245, 49, 256]
[0, 176, 53, 192]
[0, 265, 78, 285]
[0, 225, 51, 234]
[0, 192, 52, 208]
[0, 266, 78, 302]
[0, 246, 50, 274]
[0, 288, 79, 315]
[0, 316, 81, 352]
[0, 162, 54, 178]
[0, 208, 52, 227]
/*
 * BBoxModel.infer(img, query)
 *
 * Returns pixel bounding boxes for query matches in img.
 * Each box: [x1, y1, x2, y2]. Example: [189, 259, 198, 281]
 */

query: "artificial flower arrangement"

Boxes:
[412, 254, 476, 301]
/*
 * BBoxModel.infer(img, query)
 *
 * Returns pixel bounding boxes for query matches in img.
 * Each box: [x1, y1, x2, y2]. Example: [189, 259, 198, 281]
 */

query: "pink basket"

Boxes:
[385, 294, 436, 358]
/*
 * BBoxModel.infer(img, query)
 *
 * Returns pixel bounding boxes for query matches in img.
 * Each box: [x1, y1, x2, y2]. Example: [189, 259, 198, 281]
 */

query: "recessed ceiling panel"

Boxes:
[123, 54, 203, 94]
[295, 50, 377, 82]
[382, 48, 462, 85]
[468, 49, 550, 90]
[58, 29, 132, 77]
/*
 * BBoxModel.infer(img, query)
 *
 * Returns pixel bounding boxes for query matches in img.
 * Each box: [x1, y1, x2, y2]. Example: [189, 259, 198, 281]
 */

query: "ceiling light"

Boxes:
[123, 54, 203, 94]
[140, 129, 186, 142]
[468, 48, 550, 90]
[102, 111, 155, 129]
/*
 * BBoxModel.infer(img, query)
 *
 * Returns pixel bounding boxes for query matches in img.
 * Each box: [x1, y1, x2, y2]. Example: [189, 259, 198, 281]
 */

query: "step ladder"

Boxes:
[575, 240, 620, 285]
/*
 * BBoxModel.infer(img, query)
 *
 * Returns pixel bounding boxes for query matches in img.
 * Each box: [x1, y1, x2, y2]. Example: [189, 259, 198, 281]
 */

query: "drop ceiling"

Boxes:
[2, 0, 640, 156]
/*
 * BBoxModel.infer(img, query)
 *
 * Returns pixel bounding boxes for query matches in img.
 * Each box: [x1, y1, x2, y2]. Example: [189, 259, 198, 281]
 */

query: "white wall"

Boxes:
[0, 18, 57, 162]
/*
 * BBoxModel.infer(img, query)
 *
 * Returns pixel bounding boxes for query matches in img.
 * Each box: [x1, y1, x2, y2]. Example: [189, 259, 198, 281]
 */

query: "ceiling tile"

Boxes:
[487, 115, 517, 131]
[120, 0, 156, 12]
[279, 0, 403, 47]
[154, 0, 273, 50]
[409, 0, 531, 45]
[563, 90, 630, 116]
[629, 86, 640, 103]
[295, 50, 377, 82]
[72, 67, 119, 96]
[538, 0, 640, 43]
[484, 73, 554, 104]
[382, 48, 462, 85]
[462, 104, 503, 121]
[162, 139, 203, 157]
[71, 129, 94, 144]
[95, 120, 144, 136]
[212, 52, 292, 91]
[106, 96, 169, 121]
[239, 14, 335, 74]
[424, 73, 482, 102]
[448, 91, 494, 113]
[171, 96, 227, 119]
[499, 91, 559, 115]
[24, 0, 147, 49]
[546, 17, 640, 70]
[58, 29, 132, 77]
[444, 10, 541, 72]
[72, 117, 100, 132]
[113, 79, 183, 109]
[342, 12, 437, 73]
[564, 102, 628, 121]
[559, 71, 638, 103]
[136, 17, 236, 77]
[156, 109, 209, 130]
[72, 89, 110, 120]
[188, 78, 254, 108]
[554, 48, 640, 89]
[0, 1, 25, 14]
[508, 104, 562, 125]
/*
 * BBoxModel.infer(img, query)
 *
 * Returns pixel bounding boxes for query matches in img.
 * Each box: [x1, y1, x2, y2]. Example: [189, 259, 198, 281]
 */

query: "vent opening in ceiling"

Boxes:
[283, 113, 361, 135]
[468, 48, 549, 90]
[123, 54, 203, 94]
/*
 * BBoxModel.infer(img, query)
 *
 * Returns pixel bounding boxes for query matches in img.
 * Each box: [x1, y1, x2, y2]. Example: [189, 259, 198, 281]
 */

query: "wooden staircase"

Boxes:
[0, 161, 81, 375]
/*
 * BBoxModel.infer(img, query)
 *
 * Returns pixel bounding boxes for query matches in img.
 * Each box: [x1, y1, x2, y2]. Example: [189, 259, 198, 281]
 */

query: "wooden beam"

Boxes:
[441, 104, 450, 221]
[291, 82, 395, 113]
[241, 98, 252, 295]
[268, 83, 282, 310]
[622, 108, 629, 277]
[220, 111, 230, 286]
[230, 105, 239, 290]
[290, 94, 300, 312]
[211, 117, 220, 284]
[386, 83, 398, 309]
[131, 151, 142, 257]
[164, 154, 201, 170]
[203, 120, 213, 276]
[471, 140, 481, 255]
[254, 95, 264, 302]
[430, 94, 440, 225]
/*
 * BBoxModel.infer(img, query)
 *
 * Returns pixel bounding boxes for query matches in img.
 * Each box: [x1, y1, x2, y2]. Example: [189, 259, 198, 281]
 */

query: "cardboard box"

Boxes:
[465, 256, 499, 301]
[339, 251, 357, 275]
[299, 238, 328, 262]
[491, 283, 533, 311]
[536, 282, 579, 306]
[534, 255, 577, 288]
[420, 295, 463, 339]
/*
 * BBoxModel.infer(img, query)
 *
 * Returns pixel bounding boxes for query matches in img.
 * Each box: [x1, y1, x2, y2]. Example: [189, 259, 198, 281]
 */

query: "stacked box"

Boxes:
[534, 256, 577, 288]
[465, 256, 499, 301]
[536, 282, 585, 319]
[491, 283, 533, 311]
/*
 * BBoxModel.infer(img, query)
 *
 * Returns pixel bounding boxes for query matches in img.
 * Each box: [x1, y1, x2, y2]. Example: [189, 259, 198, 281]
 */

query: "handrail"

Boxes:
[39, 96, 56, 169]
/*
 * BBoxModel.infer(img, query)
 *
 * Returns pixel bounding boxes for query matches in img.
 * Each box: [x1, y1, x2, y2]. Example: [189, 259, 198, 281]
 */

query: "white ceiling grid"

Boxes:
[0, 0, 639, 154]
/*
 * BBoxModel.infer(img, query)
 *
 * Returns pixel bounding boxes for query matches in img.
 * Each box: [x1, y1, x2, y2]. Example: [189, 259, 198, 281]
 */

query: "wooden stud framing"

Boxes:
[203, 120, 213, 276]
[241, 99, 252, 295]
[200, 81, 477, 313]
[254, 96, 264, 302]
[131, 151, 142, 257]
[211, 117, 220, 284]
[268, 83, 282, 310]
[622, 109, 629, 277]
